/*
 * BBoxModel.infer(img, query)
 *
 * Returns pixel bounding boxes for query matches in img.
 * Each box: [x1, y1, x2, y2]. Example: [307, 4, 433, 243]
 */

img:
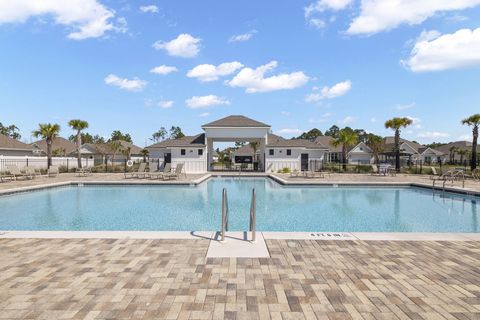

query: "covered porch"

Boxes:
[202, 115, 271, 173]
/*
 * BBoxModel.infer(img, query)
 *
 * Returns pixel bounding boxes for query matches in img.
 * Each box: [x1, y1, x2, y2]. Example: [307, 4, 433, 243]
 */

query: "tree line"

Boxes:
[2, 114, 479, 171]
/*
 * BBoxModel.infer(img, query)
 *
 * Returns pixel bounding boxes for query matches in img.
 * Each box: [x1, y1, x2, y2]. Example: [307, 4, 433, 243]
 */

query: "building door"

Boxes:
[301, 153, 309, 171]
[164, 153, 171, 164]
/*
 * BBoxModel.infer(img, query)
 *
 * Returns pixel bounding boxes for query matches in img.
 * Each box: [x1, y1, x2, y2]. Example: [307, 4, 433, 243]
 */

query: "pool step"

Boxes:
[206, 231, 270, 258]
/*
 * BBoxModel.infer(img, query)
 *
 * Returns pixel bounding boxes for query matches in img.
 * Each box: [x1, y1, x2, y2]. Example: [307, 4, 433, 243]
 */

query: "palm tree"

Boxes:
[365, 133, 383, 164]
[250, 141, 259, 170]
[462, 114, 480, 170]
[449, 146, 458, 164]
[140, 149, 149, 163]
[384, 117, 413, 171]
[331, 128, 358, 170]
[32, 123, 61, 169]
[68, 119, 89, 169]
[458, 149, 468, 165]
[110, 140, 123, 166]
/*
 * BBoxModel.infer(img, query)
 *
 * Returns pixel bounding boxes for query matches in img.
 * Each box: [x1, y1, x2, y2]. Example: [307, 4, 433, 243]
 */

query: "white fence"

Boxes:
[265, 160, 300, 173]
[0, 156, 90, 172]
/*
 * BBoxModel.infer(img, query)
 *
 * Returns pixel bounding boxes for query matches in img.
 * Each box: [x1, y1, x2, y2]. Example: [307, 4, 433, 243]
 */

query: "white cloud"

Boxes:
[417, 131, 450, 139]
[305, 0, 353, 16]
[308, 112, 332, 123]
[340, 116, 355, 125]
[281, 111, 291, 116]
[305, 80, 352, 102]
[370, 117, 377, 123]
[185, 95, 230, 109]
[347, 0, 480, 35]
[277, 128, 303, 135]
[395, 102, 416, 110]
[406, 116, 422, 129]
[229, 30, 257, 42]
[401, 28, 480, 72]
[140, 5, 159, 13]
[158, 100, 174, 109]
[459, 134, 471, 141]
[308, 18, 327, 29]
[187, 62, 243, 82]
[199, 112, 210, 117]
[226, 61, 309, 93]
[0, 0, 121, 40]
[304, 0, 352, 28]
[104, 74, 147, 92]
[153, 33, 201, 58]
[150, 65, 178, 75]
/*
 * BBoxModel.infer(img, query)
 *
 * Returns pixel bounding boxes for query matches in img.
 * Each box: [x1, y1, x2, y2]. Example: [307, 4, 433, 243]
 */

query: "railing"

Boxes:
[221, 188, 229, 241]
[432, 169, 466, 191]
[249, 188, 257, 242]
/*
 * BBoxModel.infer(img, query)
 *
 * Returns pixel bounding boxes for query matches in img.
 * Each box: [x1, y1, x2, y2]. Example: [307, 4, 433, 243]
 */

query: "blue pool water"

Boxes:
[0, 177, 478, 232]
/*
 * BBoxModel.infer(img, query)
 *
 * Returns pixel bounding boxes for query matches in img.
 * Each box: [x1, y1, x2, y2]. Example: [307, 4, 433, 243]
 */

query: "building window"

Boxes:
[181, 149, 186, 156]
[286, 149, 291, 156]
[198, 149, 203, 156]
[269, 149, 274, 156]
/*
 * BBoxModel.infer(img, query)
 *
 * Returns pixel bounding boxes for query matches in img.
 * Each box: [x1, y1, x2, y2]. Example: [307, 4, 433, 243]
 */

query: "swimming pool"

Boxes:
[0, 177, 478, 232]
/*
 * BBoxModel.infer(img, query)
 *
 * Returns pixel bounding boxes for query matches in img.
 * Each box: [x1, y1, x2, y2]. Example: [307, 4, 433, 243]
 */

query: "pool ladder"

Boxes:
[220, 188, 256, 242]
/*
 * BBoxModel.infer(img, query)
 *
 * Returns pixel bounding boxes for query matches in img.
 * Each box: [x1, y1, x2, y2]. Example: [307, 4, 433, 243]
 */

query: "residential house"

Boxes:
[31, 137, 76, 157]
[0, 134, 34, 156]
[381, 137, 445, 164]
[79, 141, 143, 165]
[436, 141, 476, 164]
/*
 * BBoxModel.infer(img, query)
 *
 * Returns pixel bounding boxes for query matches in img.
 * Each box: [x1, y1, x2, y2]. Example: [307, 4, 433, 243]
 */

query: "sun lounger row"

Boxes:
[0, 165, 61, 182]
[125, 163, 186, 180]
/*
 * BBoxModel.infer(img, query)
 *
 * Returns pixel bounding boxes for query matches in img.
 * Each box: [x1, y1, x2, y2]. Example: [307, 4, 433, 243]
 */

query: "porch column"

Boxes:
[207, 137, 214, 171]
[259, 136, 266, 172]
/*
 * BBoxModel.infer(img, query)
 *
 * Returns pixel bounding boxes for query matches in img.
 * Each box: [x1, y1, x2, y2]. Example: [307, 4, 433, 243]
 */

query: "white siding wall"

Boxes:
[171, 147, 206, 173]
[265, 148, 326, 172]
[0, 149, 34, 157]
[348, 153, 373, 164]
[148, 147, 207, 173]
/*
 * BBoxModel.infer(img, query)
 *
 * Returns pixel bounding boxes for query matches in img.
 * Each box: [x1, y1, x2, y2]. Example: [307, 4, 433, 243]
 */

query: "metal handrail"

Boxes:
[221, 188, 229, 241]
[249, 188, 257, 242]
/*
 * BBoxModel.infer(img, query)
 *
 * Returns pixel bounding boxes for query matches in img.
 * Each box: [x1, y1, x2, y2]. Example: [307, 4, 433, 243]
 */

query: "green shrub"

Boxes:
[278, 167, 291, 173]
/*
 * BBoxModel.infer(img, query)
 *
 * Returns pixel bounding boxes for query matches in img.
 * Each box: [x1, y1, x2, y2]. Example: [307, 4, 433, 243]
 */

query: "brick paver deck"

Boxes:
[1, 238, 479, 319]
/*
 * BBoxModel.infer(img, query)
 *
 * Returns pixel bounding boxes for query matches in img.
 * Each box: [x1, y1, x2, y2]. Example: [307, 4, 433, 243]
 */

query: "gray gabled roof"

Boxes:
[0, 134, 33, 150]
[202, 115, 270, 128]
[267, 133, 326, 149]
[436, 141, 472, 154]
[81, 141, 143, 155]
[147, 134, 206, 148]
[31, 137, 77, 155]
[314, 136, 343, 152]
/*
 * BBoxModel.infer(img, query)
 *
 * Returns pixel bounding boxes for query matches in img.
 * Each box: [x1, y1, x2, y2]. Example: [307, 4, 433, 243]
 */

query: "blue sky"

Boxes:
[1, 0, 480, 146]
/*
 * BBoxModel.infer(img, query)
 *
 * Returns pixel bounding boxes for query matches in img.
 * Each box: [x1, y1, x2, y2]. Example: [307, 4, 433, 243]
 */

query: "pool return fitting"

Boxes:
[220, 187, 257, 243]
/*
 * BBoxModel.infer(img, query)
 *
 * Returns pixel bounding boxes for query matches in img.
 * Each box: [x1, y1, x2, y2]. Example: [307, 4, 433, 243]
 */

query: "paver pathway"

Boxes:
[1, 238, 480, 319]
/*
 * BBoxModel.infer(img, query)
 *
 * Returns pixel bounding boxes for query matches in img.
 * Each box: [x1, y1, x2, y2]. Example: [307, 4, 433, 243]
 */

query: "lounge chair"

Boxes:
[76, 167, 92, 177]
[145, 162, 159, 177]
[148, 163, 171, 179]
[306, 169, 324, 179]
[125, 162, 147, 179]
[290, 170, 300, 178]
[0, 171, 15, 182]
[163, 163, 184, 180]
[6, 165, 32, 180]
[48, 165, 60, 177]
[429, 167, 440, 180]
[25, 167, 38, 179]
